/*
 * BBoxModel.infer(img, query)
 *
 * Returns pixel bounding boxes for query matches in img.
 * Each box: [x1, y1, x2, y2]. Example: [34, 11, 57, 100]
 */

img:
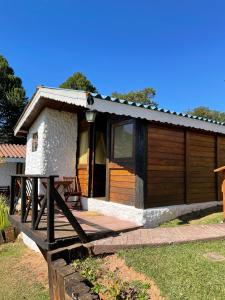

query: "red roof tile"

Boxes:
[0, 144, 26, 159]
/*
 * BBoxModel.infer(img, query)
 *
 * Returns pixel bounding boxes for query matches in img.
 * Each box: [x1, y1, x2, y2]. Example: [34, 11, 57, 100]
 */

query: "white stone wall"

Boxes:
[0, 162, 17, 187]
[81, 197, 222, 227]
[25, 107, 77, 177]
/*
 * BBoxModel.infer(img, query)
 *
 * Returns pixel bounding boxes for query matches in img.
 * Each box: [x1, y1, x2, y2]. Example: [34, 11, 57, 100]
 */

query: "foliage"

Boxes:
[0, 54, 27, 143]
[186, 106, 225, 123]
[160, 206, 223, 227]
[0, 195, 10, 231]
[73, 257, 150, 299]
[119, 240, 225, 300]
[59, 71, 97, 92]
[112, 87, 157, 106]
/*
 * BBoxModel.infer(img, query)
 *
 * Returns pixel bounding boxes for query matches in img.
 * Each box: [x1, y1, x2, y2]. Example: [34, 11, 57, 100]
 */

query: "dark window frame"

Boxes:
[32, 132, 38, 152]
[111, 119, 135, 162]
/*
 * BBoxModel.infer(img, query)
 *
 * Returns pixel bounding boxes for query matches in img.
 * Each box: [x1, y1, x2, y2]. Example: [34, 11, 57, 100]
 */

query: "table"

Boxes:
[42, 180, 72, 193]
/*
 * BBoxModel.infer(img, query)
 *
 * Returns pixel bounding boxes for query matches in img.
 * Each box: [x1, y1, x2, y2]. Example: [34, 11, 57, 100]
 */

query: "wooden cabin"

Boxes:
[14, 87, 225, 227]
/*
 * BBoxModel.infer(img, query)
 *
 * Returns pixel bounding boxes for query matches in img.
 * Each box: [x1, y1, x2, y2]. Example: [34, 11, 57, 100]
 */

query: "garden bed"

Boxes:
[72, 254, 163, 300]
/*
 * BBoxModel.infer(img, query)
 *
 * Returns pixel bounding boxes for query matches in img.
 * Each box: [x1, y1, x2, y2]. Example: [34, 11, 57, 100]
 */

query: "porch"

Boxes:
[9, 175, 139, 250]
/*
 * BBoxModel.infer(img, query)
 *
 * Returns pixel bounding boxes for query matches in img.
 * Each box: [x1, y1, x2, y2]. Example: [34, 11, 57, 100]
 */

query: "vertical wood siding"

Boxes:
[217, 136, 225, 201]
[146, 125, 185, 207]
[146, 123, 225, 208]
[186, 132, 216, 203]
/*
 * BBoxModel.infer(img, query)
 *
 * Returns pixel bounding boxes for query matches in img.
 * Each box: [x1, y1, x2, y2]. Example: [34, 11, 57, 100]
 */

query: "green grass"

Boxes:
[0, 242, 49, 300]
[160, 205, 223, 227]
[119, 240, 225, 300]
[0, 196, 10, 231]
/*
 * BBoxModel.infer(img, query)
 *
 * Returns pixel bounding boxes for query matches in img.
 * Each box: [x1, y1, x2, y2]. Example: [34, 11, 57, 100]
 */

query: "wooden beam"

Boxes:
[21, 177, 26, 223]
[185, 130, 190, 204]
[215, 135, 220, 201]
[135, 119, 147, 209]
[105, 119, 111, 201]
[31, 177, 38, 230]
[47, 176, 55, 244]
[52, 188, 89, 243]
[35, 195, 47, 230]
[9, 176, 16, 215]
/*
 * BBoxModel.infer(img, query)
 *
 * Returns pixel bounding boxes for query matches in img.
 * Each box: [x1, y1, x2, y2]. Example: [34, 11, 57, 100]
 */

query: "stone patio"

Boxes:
[92, 223, 225, 254]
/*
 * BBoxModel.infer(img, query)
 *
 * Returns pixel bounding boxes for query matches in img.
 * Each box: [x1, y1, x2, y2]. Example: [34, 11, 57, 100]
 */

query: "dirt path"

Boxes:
[19, 246, 49, 288]
[103, 254, 165, 300]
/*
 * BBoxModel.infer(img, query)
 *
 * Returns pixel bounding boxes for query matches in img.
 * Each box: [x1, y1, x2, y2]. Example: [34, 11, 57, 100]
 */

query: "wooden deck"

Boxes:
[9, 209, 139, 250]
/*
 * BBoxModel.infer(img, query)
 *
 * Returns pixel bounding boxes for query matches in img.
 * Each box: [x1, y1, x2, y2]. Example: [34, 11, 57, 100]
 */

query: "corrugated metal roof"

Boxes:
[0, 144, 26, 158]
[91, 93, 225, 126]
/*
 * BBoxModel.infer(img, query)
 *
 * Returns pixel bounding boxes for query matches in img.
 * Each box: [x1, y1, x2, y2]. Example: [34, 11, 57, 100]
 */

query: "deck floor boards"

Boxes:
[10, 209, 139, 249]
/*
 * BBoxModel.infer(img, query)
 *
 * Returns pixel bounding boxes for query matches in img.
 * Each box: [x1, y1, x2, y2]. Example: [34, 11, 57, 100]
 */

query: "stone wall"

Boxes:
[25, 107, 77, 193]
[82, 197, 222, 227]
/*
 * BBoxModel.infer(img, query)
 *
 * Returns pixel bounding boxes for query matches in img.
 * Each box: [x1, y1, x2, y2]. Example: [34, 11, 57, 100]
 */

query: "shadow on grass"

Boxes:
[161, 205, 223, 227]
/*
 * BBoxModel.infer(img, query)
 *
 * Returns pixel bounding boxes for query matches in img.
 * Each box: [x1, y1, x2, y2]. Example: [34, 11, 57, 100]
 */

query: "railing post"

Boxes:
[9, 176, 16, 215]
[21, 177, 27, 223]
[47, 176, 55, 244]
[31, 177, 38, 230]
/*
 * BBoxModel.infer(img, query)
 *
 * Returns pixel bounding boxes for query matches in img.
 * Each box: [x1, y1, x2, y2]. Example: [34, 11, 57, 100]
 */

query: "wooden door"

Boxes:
[77, 121, 90, 197]
[107, 119, 136, 206]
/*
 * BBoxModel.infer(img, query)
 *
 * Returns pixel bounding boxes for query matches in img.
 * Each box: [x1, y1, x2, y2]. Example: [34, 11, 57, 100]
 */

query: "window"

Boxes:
[32, 132, 38, 152]
[78, 130, 89, 164]
[112, 121, 134, 160]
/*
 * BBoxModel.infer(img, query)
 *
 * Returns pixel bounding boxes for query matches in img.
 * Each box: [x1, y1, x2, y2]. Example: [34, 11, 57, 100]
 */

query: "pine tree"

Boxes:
[60, 72, 97, 92]
[0, 55, 27, 144]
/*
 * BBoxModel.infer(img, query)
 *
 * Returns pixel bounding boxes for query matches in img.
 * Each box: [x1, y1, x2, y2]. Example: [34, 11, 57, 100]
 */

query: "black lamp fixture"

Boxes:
[85, 110, 97, 122]
[85, 93, 97, 122]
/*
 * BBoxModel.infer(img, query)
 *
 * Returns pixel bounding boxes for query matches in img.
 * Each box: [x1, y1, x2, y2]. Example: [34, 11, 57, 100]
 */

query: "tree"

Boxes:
[111, 87, 157, 106]
[60, 72, 97, 92]
[0, 55, 27, 144]
[186, 106, 225, 123]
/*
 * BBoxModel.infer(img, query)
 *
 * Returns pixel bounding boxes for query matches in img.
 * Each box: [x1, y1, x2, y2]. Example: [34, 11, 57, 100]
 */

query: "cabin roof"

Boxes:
[0, 144, 26, 159]
[14, 86, 225, 136]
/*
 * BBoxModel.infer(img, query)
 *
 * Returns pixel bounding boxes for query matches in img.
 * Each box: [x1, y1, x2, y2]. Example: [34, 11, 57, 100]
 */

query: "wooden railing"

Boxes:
[9, 175, 89, 246]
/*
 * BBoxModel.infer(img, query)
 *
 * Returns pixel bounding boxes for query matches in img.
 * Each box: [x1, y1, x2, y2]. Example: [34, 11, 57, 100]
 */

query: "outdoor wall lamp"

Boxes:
[85, 110, 97, 122]
[86, 92, 96, 122]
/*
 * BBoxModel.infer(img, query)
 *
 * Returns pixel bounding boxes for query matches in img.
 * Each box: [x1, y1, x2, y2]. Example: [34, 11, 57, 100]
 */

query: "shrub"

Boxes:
[0, 195, 10, 231]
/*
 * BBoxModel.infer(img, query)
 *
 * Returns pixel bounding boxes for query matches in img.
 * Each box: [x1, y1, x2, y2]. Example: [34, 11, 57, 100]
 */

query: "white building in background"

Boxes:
[0, 144, 26, 188]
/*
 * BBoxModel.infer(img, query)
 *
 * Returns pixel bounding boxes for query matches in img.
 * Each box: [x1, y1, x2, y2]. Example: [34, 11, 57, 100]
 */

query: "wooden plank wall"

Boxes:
[147, 123, 225, 208]
[108, 163, 136, 206]
[217, 136, 225, 201]
[146, 125, 185, 207]
[77, 166, 88, 197]
[187, 132, 216, 203]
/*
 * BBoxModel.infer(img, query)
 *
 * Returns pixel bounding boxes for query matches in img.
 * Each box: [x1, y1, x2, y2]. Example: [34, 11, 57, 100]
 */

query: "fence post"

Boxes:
[9, 176, 16, 215]
[21, 177, 27, 223]
[47, 176, 55, 244]
[31, 177, 38, 230]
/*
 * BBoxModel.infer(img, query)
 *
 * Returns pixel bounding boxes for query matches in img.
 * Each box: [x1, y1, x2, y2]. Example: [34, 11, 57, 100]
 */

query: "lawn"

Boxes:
[160, 205, 223, 227]
[119, 240, 225, 300]
[0, 241, 49, 300]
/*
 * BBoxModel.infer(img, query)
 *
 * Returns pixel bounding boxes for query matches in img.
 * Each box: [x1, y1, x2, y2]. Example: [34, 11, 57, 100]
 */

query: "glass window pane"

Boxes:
[78, 131, 88, 164]
[113, 123, 134, 159]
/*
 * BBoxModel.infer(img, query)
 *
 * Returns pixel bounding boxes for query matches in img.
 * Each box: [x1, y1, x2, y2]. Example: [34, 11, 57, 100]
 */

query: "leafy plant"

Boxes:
[0, 195, 10, 231]
[72, 256, 151, 299]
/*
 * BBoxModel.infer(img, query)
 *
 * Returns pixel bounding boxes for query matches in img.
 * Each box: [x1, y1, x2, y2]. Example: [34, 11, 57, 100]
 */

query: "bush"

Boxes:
[0, 195, 10, 231]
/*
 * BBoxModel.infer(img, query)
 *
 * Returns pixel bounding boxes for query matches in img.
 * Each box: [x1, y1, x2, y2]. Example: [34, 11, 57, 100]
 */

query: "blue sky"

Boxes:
[1, 0, 225, 112]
